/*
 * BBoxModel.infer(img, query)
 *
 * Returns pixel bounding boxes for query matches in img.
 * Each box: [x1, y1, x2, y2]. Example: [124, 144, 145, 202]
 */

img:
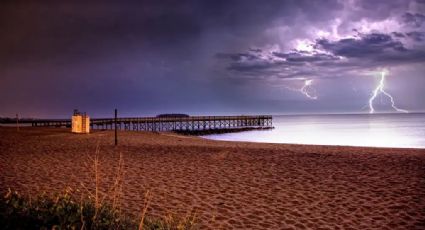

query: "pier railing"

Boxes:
[6, 115, 273, 132]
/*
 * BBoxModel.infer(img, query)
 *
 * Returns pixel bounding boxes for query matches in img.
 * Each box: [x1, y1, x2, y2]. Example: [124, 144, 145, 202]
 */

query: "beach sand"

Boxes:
[1, 127, 424, 229]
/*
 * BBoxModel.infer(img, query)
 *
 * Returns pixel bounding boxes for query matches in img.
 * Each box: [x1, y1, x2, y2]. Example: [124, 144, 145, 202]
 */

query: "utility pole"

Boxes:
[16, 114, 19, 132]
[114, 109, 118, 146]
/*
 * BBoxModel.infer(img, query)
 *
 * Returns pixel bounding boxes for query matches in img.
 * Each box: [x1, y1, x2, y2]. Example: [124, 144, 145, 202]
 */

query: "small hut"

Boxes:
[72, 110, 90, 134]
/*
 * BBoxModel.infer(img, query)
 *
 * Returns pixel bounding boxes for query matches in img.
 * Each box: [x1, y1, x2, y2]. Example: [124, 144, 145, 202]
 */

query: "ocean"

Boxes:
[203, 113, 425, 149]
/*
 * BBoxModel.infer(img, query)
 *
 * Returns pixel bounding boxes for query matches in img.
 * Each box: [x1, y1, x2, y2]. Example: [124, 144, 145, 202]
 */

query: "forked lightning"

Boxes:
[368, 71, 408, 114]
[284, 79, 318, 100]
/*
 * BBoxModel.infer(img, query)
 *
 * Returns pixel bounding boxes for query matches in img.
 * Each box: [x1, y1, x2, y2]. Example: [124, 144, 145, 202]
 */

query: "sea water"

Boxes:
[204, 113, 425, 148]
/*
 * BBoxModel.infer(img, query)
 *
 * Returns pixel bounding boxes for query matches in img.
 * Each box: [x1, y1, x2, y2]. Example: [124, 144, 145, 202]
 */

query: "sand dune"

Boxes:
[1, 127, 424, 229]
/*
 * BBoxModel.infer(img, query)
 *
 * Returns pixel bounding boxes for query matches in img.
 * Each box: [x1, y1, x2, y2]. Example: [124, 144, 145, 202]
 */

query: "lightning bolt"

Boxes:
[284, 79, 318, 100]
[301, 79, 318, 100]
[368, 71, 408, 114]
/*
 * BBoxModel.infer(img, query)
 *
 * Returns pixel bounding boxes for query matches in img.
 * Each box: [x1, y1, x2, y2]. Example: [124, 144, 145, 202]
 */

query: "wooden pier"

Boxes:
[6, 115, 273, 132]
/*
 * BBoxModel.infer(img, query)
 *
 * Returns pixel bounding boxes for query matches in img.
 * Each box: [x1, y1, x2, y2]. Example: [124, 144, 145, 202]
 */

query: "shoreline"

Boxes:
[201, 135, 425, 150]
[1, 127, 424, 229]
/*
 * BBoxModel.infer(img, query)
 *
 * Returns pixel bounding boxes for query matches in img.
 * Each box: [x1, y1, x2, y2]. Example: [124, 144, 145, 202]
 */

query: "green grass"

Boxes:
[0, 189, 197, 230]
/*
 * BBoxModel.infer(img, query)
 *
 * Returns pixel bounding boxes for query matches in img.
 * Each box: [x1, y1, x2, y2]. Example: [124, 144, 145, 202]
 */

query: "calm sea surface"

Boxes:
[204, 113, 425, 148]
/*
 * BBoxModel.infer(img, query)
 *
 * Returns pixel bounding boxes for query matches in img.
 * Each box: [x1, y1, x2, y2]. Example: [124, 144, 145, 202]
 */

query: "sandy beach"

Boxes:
[0, 127, 424, 229]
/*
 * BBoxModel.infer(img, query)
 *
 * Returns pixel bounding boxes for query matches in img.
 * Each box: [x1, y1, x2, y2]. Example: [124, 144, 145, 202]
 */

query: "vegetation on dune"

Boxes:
[0, 188, 131, 229]
[0, 189, 196, 230]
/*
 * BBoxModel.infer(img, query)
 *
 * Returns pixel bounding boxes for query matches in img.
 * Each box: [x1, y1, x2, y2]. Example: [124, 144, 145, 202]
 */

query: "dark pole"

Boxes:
[114, 109, 118, 146]
[16, 113, 19, 132]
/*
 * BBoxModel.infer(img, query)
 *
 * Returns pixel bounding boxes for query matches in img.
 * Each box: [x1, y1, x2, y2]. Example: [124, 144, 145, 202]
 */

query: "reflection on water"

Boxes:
[204, 113, 425, 148]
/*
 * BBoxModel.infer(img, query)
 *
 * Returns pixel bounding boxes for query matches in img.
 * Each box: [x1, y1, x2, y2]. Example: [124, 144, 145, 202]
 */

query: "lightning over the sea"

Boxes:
[284, 79, 318, 100]
[368, 71, 408, 114]
[285, 79, 318, 100]
[300, 79, 318, 100]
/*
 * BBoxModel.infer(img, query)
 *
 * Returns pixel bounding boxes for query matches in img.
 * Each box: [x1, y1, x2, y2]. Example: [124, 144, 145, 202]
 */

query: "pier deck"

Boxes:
[5, 115, 273, 132]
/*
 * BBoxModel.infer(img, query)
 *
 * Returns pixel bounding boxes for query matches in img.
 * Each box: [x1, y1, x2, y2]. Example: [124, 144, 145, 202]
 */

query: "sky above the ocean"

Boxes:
[1, 0, 425, 118]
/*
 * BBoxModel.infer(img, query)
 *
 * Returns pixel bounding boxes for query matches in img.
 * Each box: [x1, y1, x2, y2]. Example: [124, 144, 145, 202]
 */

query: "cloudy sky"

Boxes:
[1, 0, 425, 118]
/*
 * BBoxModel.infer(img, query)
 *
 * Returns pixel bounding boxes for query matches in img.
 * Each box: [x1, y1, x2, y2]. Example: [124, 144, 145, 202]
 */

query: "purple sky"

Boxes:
[1, 0, 425, 118]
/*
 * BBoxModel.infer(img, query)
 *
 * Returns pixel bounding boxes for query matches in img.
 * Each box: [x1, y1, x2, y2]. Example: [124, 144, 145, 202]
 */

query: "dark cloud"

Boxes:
[273, 52, 340, 63]
[403, 13, 425, 27]
[392, 32, 405, 38]
[219, 31, 425, 80]
[316, 33, 425, 65]
[315, 33, 406, 58]
[227, 59, 285, 73]
[406, 31, 425, 41]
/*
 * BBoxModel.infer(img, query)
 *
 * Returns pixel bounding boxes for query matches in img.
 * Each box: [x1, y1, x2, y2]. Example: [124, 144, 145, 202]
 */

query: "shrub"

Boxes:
[0, 189, 197, 230]
[0, 188, 134, 229]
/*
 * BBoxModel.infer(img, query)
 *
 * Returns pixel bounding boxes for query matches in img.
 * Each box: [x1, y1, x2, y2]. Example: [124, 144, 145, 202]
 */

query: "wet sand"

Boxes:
[1, 127, 424, 229]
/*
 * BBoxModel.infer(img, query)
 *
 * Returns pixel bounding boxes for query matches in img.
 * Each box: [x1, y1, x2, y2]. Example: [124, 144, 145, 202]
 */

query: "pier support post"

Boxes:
[114, 109, 118, 146]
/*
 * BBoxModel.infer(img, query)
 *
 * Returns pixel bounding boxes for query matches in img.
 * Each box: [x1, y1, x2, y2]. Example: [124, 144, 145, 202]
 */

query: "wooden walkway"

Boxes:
[11, 115, 273, 132]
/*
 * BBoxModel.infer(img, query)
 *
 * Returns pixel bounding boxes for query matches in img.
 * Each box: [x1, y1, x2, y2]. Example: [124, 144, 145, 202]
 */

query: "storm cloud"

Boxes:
[0, 0, 424, 117]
